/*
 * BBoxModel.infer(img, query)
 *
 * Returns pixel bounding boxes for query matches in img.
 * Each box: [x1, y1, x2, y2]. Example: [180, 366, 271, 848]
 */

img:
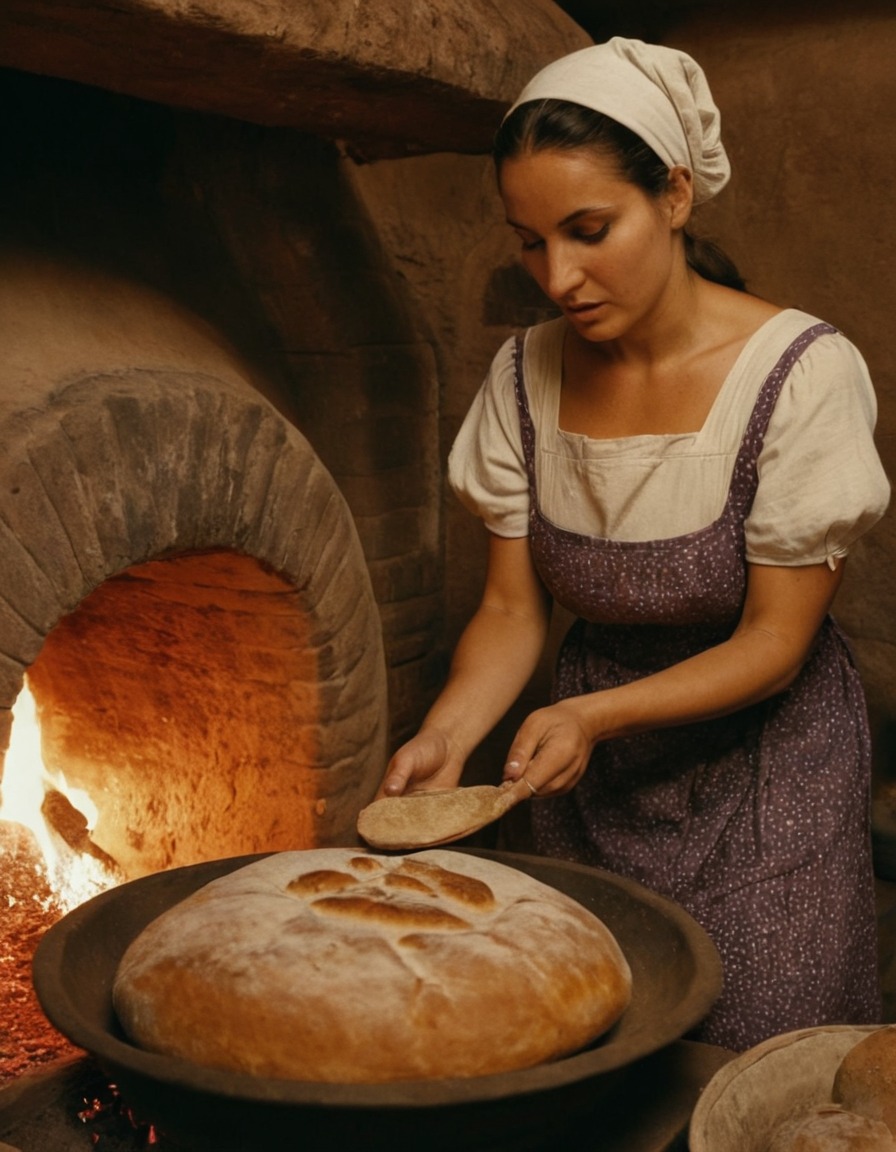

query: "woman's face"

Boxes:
[498, 147, 689, 344]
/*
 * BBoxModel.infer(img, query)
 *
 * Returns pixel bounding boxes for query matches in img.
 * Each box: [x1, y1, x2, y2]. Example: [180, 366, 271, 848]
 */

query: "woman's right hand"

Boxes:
[378, 728, 465, 798]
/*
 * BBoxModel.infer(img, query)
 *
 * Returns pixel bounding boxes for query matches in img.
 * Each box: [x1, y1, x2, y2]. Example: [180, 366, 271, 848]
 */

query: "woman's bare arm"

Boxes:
[381, 534, 551, 796]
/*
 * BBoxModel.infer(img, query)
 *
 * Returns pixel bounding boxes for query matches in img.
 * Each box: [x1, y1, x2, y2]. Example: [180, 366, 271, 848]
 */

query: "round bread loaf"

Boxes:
[833, 1026, 896, 1135]
[767, 1105, 896, 1151]
[112, 849, 632, 1083]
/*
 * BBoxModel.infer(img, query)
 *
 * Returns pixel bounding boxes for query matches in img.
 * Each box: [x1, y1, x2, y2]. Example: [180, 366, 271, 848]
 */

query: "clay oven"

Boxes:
[0, 252, 387, 878]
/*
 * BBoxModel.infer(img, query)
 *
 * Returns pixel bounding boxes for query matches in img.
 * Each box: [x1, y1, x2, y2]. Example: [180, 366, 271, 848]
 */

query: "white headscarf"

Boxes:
[505, 37, 730, 205]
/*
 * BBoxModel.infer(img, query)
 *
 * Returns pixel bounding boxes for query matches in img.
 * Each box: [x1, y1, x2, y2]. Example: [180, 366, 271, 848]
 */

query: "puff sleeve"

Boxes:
[448, 337, 530, 538]
[746, 330, 890, 566]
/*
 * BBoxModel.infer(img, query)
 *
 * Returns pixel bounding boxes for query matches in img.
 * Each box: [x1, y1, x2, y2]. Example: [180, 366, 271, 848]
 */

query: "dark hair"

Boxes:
[494, 100, 746, 293]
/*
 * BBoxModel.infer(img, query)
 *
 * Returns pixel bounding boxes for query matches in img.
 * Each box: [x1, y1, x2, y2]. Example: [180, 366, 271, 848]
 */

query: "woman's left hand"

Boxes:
[501, 698, 596, 797]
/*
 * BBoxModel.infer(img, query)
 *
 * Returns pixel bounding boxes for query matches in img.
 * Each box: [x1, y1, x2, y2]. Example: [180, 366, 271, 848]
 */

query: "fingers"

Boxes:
[508, 754, 570, 798]
[501, 706, 593, 797]
[378, 740, 427, 797]
[502, 776, 539, 805]
[380, 761, 414, 798]
[378, 730, 459, 798]
[502, 719, 552, 793]
[503, 721, 542, 781]
[503, 750, 535, 784]
[504, 748, 549, 798]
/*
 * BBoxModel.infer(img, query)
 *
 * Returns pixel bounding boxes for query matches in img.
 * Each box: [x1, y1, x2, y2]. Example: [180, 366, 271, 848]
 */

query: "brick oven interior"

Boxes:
[1, 0, 895, 1141]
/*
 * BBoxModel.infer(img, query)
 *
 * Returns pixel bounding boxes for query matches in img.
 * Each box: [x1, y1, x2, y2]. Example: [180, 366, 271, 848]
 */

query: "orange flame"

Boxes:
[1, 680, 118, 912]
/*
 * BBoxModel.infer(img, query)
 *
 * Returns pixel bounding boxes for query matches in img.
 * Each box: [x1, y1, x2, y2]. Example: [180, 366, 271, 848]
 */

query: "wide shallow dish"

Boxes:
[34, 847, 722, 1152]
[689, 1024, 883, 1152]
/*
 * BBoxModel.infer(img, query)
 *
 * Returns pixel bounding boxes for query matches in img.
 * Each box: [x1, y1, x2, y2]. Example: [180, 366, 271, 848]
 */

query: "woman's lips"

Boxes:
[566, 301, 606, 319]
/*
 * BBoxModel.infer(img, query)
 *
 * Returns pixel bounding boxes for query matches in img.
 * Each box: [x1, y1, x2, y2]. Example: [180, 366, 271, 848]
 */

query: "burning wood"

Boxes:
[41, 789, 123, 881]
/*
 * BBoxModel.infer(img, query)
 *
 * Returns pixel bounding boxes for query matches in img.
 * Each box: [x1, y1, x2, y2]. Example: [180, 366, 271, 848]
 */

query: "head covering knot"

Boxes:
[506, 37, 730, 205]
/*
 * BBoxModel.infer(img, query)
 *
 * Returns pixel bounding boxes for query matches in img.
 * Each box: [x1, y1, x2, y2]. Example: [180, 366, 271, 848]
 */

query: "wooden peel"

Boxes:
[357, 780, 535, 850]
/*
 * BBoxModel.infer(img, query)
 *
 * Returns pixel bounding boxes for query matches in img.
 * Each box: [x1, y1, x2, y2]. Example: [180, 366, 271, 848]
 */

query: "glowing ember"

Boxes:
[2, 679, 119, 913]
[77, 1080, 160, 1145]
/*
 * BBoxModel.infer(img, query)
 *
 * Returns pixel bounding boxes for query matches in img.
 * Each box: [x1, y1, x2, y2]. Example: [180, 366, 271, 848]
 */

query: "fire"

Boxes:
[1, 679, 119, 913]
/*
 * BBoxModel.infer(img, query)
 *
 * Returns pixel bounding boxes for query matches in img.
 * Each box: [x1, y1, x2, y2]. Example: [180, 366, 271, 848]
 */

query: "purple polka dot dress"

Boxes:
[512, 323, 882, 1052]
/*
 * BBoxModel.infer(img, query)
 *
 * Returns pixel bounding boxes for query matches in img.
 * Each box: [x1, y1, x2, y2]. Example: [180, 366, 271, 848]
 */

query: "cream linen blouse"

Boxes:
[448, 309, 890, 567]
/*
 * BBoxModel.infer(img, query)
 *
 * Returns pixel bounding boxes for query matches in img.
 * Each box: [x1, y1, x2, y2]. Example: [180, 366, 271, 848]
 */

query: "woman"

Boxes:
[380, 37, 890, 1050]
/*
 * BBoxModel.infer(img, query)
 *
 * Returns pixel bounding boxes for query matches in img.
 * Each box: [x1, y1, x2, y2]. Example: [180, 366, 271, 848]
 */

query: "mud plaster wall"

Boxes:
[647, 4, 896, 753]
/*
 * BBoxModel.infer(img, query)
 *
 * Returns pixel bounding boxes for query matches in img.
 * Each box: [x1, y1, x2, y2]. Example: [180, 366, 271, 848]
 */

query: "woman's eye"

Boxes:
[519, 236, 543, 252]
[575, 224, 610, 245]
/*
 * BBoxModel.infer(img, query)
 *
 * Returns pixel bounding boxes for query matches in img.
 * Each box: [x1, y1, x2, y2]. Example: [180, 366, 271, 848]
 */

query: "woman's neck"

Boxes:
[559, 277, 781, 438]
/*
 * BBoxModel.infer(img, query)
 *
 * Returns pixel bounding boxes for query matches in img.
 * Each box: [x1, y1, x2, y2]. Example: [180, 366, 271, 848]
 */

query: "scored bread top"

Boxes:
[113, 848, 632, 1083]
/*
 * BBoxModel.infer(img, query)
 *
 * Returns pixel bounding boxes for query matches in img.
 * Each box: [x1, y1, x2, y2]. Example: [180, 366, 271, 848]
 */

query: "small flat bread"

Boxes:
[357, 785, 523, 848]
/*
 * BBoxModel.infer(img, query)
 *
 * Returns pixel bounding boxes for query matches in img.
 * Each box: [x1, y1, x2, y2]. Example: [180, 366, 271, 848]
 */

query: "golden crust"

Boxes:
[113, 848, 632, 1084]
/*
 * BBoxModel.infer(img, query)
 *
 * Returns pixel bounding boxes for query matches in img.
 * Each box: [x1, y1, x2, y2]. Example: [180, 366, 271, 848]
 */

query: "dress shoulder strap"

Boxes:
[512, 334, 539, 498]
[727, 321, 837, 516]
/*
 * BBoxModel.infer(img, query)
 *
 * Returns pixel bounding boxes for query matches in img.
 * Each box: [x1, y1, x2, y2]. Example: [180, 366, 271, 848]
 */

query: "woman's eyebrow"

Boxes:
[506, 205, 612, 231]
[558, 205, 612, 227]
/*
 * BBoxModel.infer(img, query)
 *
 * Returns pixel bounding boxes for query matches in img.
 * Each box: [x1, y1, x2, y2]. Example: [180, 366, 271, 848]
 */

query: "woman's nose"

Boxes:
[544, 243, 585, 300]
